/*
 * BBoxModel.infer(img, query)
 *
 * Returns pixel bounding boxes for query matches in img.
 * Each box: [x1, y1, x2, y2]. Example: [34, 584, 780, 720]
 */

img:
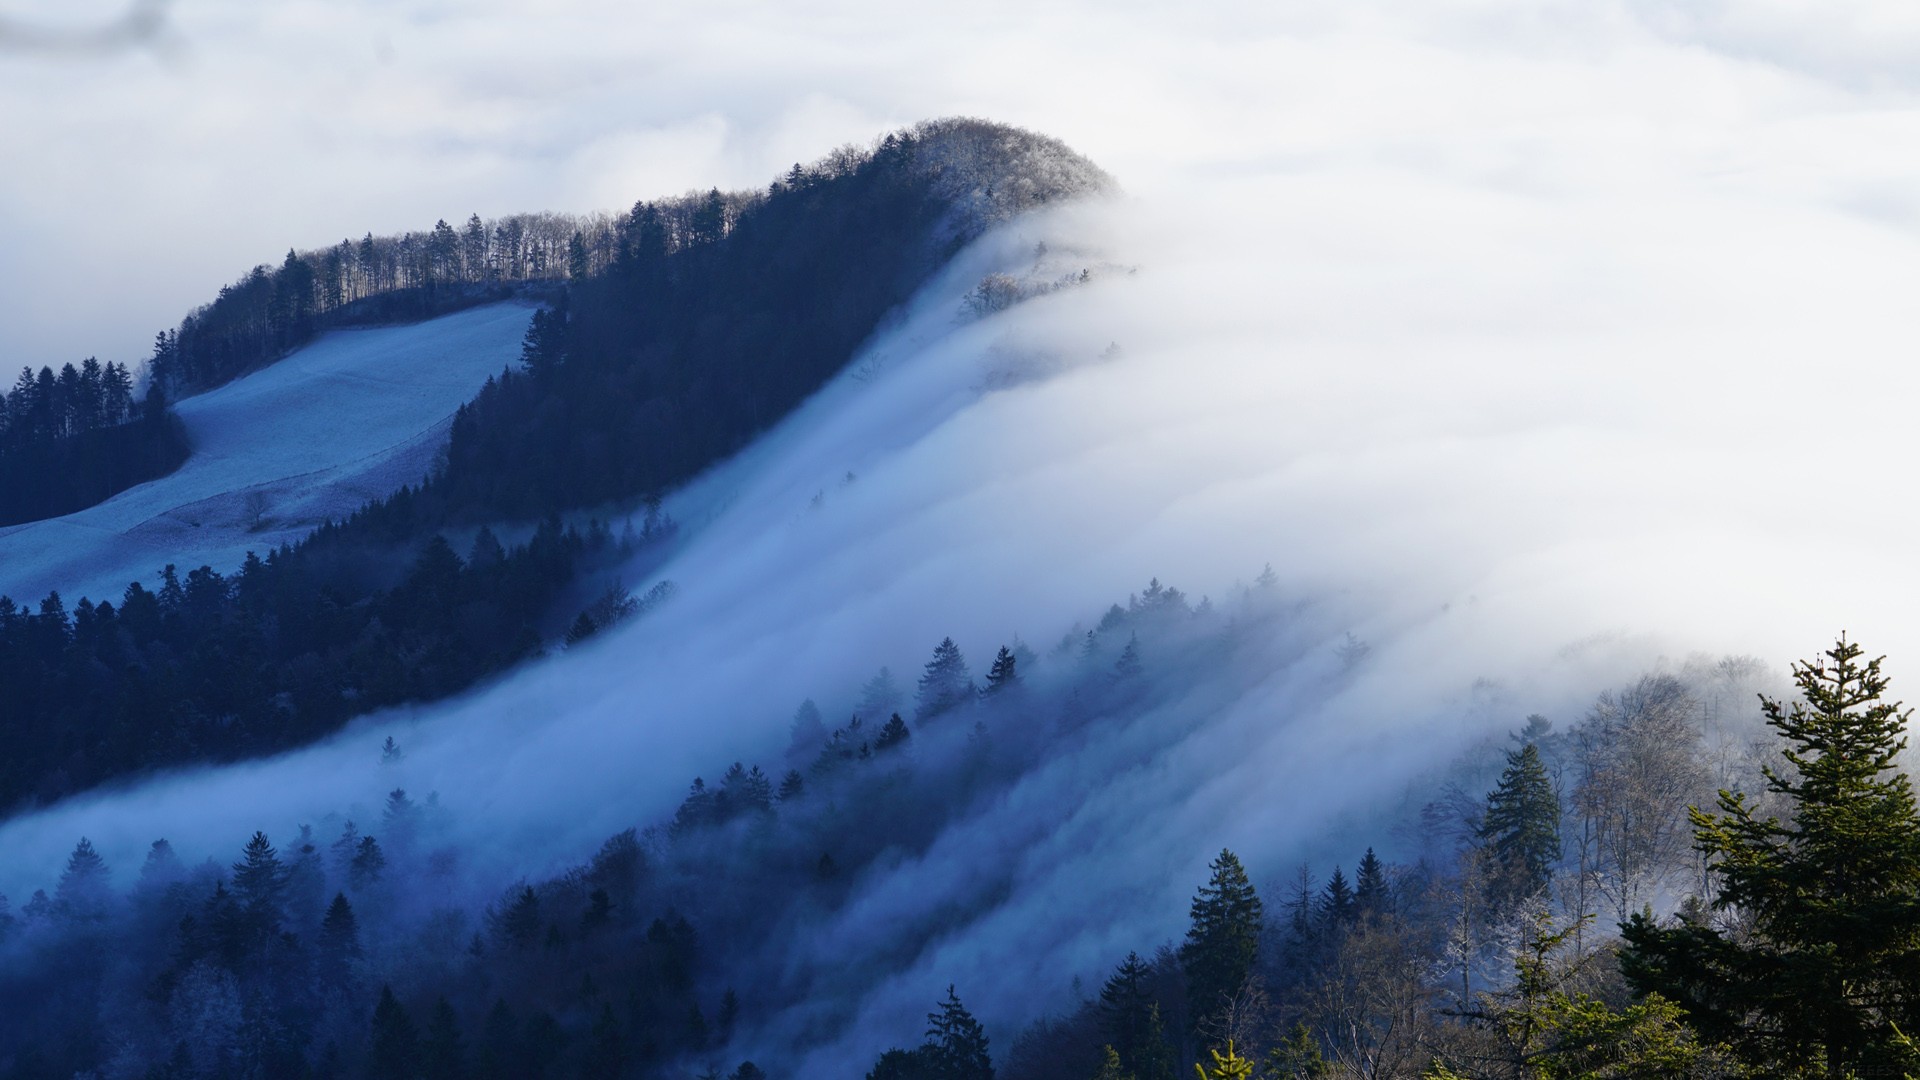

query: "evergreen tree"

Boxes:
[985, 646, 1020, 694]
[925, 985, 993, 1080]
[1266, 1023, 1328, 1079]
[567, 232, 591, 280]
[876, 713, 913, 751]
[1317, 866, 1356, 932]
[1182, 849, 1263, 1035]
[1481, 743, 1561, 907]
[778, 770, 805, 801]
[1113, 633, 1143, 680]
[584, 1003, 625, 1080]
[382, 787, 419, 848]
[519, 303, 569, 379]
[420, 997, 464, 1080]
[789, 698, 828, 758]
[1354, 848, 1390, 919]
[230, 831, 285, 926]
[1621, 636, 1920, 1079]
[477, 999, 519, 1080]
[368, 985, 420, 1080]
[867, 1047, 938, 1080]
[1133, 1004, 1177, 1080]
[1195, 1042, 1253, 1080]
[1098, 951, 1156, 1073]
[1432, 914, 1721, 1080]
[917, 637, 975, 721]
[54, 836, 111, 922]
[1093, 1045, 1132, 1080]
[351, 835, 387, 891]
[318, 893, 360, 990]
[331, 820, 361, 882]
[859, 667, 905, 721]
[491, 886, 542, 950]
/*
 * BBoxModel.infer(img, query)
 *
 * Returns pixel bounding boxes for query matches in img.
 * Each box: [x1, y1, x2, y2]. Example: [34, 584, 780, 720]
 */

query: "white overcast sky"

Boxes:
[5, 1, 1920, 372]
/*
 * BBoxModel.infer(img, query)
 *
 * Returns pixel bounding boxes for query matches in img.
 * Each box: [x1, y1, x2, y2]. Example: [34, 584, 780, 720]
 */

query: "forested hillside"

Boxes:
[0, 361, 187, 526]
[0, 119, 1109, 811]
[3, 553, 1912, 1079]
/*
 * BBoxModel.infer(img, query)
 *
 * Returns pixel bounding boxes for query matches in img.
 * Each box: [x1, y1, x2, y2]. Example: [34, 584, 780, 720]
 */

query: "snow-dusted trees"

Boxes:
[1568, 675, 1710, 923]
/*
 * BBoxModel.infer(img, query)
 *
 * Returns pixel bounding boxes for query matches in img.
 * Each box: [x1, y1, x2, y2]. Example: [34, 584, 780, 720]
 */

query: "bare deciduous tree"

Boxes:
[1568, 675, 1711, 924]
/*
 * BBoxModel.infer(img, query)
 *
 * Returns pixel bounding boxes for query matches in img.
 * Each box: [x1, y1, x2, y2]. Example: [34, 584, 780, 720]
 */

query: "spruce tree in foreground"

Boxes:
[1182, 849, 1263, 1036]
[925, 985, 993, 1080]
[1480, 742, 1561, 908]
[1621, 635, 1920, 1079]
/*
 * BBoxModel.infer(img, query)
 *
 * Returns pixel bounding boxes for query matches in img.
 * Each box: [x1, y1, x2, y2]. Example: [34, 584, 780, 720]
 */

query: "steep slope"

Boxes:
[5, 84, 1920, 1077]
[0, 302, 534, 608]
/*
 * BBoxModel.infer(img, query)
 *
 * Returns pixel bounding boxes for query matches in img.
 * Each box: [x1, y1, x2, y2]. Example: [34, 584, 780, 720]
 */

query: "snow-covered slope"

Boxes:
[0, 302, 534, 607]
[8, 53, 1920, 1068]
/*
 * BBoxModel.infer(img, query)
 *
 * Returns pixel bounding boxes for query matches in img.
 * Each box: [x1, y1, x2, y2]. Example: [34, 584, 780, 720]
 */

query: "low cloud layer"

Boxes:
[5, 1, 1920, 1070]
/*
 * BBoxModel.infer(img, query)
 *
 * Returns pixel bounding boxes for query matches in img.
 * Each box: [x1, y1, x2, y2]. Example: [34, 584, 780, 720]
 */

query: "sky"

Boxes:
[8, 0, 1920, 1069]
[5, 1, 1917, 370]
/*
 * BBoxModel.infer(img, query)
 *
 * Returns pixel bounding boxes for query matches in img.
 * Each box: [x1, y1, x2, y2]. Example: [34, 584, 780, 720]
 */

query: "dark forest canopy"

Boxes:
[0, 119, 1109, 809]
[4, 535, 1912, 1080]
[425, 117, 1111, 521]
[0, 359, 186, 526]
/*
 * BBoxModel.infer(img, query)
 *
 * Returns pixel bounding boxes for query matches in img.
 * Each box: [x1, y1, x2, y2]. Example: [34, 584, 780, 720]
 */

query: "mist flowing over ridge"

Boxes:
[7, 9, 1920, 1067]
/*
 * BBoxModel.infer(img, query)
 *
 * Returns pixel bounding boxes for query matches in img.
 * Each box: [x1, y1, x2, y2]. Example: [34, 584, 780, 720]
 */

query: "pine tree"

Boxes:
[477, 999, 519, 1080]
[1182, 849, 1263, 1034]
[1317, 866, 1356, 932]
[1113, 633, 1143, 680]
[876, 714, 912, 751]
[368, 985, 419, 1080]
[584, 1003, 625, 1080]
[1099, 951, 1156, 1073]
[382, 787, 418, 849]
[1094, 1045, 1133, 1080]
[778, 770, 805, 801]
[789, 698, 828, 757]
[230, 831, 285, 926]
[1266, 1023, 1328, 1078]
[318, 893, 360, 990]
[859, 667, 905, 721]
[866, 1047, 937, 1080]
[351, 835, 387, 891]
[1481, 743, 1561, 907]
[1195, 1041, 1253, 1080]
[917, 638, 975, 721]
[1134, 1004, 1177, 1080]
[567, 232, 591, 280]
[1621, 636, 1920, 1079]
[924, 985, 993, 1080]
[491, 886, 542, 950]
[1354, 847, 1390, 919]
[985, 646, 1020, 694]
[331, 820, 360, 882]
[420, 997, 465, 1080]
[54, 836, 111, 922]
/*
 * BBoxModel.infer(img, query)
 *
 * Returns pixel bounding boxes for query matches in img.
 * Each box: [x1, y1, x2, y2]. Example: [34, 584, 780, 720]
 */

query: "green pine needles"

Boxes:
[1622, 634, 1920, 1079]
[1481, 743, 1562, 908]
[1182, 850, 1263, 1035]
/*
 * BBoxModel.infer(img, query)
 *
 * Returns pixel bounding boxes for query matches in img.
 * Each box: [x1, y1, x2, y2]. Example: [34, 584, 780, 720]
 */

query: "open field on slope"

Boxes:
[0, 302, 534, 607]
